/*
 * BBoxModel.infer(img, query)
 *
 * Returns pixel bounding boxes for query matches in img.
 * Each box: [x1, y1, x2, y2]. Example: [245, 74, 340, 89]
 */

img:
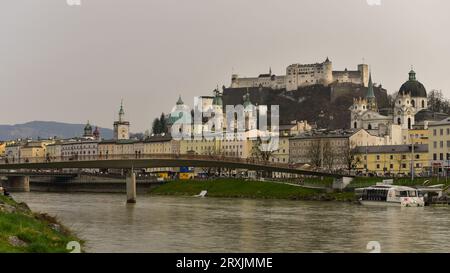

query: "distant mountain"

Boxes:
[0, 121, 113, 141]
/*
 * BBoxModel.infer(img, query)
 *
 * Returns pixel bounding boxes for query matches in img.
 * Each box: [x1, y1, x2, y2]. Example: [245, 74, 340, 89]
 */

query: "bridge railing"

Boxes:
[0, 153, 300, 170]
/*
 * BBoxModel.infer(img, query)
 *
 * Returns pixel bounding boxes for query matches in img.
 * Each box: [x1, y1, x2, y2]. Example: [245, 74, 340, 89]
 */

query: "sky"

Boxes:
[1, 0, 449, 132]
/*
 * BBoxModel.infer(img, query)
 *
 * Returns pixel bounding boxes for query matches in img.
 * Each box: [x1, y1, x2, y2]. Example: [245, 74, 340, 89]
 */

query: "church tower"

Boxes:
[83, 121, 93, 138]
[211, 88, 224, 133]
[366, 73, 377, 111]
[113, 100, 130, 140]
[393, 92, 415, 130]
[243, 90, 257, 131]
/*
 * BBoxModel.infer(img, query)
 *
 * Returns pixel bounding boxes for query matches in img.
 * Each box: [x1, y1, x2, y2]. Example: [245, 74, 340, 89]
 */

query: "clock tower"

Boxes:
[113, 100, 130, 140]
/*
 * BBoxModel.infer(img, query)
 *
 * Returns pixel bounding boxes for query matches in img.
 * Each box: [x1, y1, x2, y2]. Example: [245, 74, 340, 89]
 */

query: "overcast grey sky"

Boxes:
[1, 0, 449, 132]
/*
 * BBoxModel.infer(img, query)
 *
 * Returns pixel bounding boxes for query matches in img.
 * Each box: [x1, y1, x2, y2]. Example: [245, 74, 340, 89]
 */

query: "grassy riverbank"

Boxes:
[0, 194, 81, 253]
[149, 179, 356, 201]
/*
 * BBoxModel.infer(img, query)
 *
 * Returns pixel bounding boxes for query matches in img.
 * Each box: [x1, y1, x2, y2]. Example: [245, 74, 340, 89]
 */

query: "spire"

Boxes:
[366, 72, 377, 111]
[118, 99, 125, 122]
[176, 95, 184, 105]
[269, 67, 272, 75]
[366, 72, 375, 98]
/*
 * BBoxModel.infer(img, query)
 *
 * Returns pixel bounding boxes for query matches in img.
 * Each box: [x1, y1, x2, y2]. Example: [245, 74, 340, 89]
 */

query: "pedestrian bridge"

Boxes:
[0, 154, 351, 203]
[0, 154, 347, 177]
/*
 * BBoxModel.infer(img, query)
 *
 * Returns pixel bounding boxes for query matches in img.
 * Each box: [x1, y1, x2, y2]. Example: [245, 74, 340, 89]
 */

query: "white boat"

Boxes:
[357, 183, 424, 207]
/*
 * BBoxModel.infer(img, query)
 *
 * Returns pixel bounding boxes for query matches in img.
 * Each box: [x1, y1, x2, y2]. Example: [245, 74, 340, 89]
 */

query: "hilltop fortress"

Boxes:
[230, 58, 369, 91]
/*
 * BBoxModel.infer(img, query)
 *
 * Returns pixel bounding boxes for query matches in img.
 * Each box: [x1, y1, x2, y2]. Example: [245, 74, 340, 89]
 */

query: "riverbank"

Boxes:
[0, 194, 81, 253]
[149, 179, 356, 202]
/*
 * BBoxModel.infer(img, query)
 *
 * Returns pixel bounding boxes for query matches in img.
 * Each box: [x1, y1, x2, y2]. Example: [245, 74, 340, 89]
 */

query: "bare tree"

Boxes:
[305, 139, 322, 168]
[341, 143, 358, 173]
[251, 139, 276, 163]
[322, 141, 336, 171]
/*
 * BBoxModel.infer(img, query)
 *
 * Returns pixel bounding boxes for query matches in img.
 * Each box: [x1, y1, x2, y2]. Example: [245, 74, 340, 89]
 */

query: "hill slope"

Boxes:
[0, 121, 113, 140]
[223, 83, 389, 129]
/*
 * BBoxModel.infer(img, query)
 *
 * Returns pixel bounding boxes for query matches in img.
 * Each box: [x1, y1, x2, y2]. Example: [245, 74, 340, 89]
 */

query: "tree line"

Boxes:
[152, 113, 168, 134]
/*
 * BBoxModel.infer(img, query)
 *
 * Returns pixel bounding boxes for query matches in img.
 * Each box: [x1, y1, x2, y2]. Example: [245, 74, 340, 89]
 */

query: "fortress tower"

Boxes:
[358, 64, 369, 87]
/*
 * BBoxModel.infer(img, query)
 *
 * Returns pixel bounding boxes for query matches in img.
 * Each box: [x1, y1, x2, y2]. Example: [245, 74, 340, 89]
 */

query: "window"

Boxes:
[434, 141, 437, 149]
[415, 154, 420, 159]
[440, 153, 444, 160]
[441, 129, 444, 136]
[434, 129, 437, 136]
[390, 155, 394, 160]
[376, 155, 380, 160]
[433, 153, 437, 160]
[390, 164, 394, 169]
[401, 164, 407, 169]
[441, 141, 444, 148]
[402, 155, 406, 160]
[376, 164, 380, 169]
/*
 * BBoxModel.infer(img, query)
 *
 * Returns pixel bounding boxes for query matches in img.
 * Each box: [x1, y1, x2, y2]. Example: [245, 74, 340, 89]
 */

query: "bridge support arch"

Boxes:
[126, 171, 136, 203]
[3, 176, 30, 192]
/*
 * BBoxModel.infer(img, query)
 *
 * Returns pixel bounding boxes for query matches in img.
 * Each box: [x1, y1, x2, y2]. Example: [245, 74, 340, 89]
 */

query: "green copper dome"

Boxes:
[212, 88, 223, 106]
[399, 70, 427, 98]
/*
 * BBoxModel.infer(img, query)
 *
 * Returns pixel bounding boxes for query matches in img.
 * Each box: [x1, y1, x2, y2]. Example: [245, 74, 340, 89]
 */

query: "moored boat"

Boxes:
[357, 183, 424, 207]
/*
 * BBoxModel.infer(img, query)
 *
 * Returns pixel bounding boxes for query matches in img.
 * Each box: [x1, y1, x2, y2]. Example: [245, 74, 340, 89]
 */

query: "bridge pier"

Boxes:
[3, 176, 30, 192]
[126, 171, 137, 203]
[332, 177, 354, 191]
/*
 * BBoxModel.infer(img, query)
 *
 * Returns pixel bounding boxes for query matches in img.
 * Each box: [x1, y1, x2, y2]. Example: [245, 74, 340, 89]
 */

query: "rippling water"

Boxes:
[12, 192, 450, 253]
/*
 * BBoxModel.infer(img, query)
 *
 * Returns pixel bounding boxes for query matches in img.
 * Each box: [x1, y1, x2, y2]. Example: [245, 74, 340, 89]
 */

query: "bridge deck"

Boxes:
[0, 154, 350, 178]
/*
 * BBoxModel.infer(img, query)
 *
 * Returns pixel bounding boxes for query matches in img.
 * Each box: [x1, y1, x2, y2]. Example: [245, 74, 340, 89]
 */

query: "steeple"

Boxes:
[118, 99, 125, 122]
[212, 88, 223, 106]
[176, 95, 184, 105]
[366, 72, 377, 111]
[84, 120, 93, 137]
[113, 99, 130, 140]
[366, 72, 375, 99]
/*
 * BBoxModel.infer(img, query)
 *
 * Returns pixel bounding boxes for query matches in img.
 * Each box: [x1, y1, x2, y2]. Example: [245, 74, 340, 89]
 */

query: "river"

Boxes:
[12, 192, 450, 253]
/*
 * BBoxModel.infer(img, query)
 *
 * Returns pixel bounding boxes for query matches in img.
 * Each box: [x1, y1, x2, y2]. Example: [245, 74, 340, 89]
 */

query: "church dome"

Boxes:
[399, 70, 427, 98]
[84, 122, 92, 132]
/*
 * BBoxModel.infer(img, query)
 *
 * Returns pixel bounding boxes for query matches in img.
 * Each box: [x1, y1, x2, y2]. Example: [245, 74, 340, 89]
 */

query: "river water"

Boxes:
[12, 192, 450, 253]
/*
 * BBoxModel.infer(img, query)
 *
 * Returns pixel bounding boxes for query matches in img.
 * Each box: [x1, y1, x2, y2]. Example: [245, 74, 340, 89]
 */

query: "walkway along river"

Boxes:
[12, 192, 450, 253]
